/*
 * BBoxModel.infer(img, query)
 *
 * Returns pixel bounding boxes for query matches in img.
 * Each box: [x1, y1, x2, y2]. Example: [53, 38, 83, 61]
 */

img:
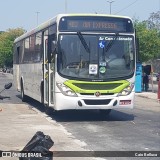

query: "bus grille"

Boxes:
[72, 83, 122, 90]
[80, 93, 114, 96]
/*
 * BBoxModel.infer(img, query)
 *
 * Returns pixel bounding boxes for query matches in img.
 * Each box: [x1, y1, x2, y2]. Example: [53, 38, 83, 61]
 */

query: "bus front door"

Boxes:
[43, 34, 54, 108]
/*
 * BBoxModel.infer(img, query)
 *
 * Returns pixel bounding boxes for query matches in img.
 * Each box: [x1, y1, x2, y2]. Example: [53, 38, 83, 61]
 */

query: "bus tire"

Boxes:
[99, 109, 112, 116]
[40, 82, 44, 104]
[21, 80, 27, 102]
[45, 104, 54, 115]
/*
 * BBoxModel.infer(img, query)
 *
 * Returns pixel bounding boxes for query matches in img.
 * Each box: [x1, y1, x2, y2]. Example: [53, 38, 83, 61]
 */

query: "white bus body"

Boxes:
[13, 14, 136, 113]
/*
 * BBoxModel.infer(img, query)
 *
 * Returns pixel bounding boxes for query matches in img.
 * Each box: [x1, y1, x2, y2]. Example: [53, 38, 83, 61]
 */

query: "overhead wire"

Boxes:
[114, 0, 139, 14]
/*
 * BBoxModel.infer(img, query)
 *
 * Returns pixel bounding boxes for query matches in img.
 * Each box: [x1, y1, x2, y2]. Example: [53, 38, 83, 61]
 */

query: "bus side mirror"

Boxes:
[5, 83, 12, 90]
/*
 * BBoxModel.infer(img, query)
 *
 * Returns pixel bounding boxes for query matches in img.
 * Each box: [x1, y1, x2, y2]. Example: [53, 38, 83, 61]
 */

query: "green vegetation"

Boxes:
[134, 11, 160, 62]
[0, 28, 25, 68]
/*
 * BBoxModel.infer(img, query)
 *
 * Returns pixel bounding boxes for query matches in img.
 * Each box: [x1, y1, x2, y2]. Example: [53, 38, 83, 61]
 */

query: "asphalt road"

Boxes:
[0, 72, 22, 104]
[0, 72, 160, 160]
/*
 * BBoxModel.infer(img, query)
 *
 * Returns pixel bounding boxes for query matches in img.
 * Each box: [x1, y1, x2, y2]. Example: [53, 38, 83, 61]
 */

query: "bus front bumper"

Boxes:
[54, 92, 135, 111]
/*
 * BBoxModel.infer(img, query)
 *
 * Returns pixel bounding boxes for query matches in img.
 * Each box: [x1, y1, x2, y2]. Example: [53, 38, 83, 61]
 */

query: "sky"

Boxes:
[0, 0, 159, 31]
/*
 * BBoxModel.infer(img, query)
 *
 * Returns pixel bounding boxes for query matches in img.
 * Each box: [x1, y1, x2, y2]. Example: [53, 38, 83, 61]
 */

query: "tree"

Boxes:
[147, 11, 160, 30]
[134, 20, 160, 62]
[0, 28, 25, 67]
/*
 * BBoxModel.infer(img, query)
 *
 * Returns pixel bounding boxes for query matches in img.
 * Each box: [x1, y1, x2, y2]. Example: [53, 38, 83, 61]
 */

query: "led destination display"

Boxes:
[59, 16, 134, 32]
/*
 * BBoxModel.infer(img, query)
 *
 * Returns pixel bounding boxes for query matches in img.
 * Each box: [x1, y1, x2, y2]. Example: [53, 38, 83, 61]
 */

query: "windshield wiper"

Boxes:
[105, 32, 119, 53]
[77, 32, 90, 53]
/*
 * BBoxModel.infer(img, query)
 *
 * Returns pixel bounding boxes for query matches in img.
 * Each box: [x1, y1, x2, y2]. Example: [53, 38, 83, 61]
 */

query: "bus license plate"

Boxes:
[119, 100, 131, 105]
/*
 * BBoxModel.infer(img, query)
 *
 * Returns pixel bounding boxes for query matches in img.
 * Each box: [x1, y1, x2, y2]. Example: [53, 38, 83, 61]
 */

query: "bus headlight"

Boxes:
[56, 83, 77, 97]
[118, 83, 134, 96]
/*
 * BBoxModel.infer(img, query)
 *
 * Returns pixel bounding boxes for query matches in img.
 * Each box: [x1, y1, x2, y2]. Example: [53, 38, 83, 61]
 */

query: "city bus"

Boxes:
[13, 14, 136, 115]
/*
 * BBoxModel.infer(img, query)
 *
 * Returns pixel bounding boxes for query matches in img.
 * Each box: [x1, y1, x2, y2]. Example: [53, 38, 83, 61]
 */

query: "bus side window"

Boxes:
[16, 46, 20, 64]
[24, 38, 30, 63]
[48, 34, 57, 63]
[14, 41, 24, 64]
[49, 24, 57, 58]
[34, 32, 42, 62]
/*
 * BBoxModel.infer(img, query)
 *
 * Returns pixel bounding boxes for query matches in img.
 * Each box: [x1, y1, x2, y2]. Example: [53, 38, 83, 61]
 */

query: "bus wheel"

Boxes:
[40, 83, 44, 103]
[21, 81, 27, 102]
[99, 109, 112, 116]
[44, 104, 54, 115]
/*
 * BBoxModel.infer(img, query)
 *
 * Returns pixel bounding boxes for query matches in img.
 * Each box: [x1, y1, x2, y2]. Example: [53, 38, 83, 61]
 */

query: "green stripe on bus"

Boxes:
[64, 80, 130, 94]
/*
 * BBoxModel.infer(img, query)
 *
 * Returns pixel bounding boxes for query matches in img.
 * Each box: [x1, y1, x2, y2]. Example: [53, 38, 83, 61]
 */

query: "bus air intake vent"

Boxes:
[83, 99, 111, 105]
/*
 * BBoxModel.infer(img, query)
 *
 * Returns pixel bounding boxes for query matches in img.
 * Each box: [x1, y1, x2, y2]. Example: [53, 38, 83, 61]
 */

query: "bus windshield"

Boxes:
[58, 34, 135, 80]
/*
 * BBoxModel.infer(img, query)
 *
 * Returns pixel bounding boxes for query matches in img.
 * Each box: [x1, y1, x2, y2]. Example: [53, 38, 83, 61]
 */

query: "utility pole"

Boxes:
[36, 12, 40, 26]
[107, 1, 114, 14]
[65, 0, 68, 13]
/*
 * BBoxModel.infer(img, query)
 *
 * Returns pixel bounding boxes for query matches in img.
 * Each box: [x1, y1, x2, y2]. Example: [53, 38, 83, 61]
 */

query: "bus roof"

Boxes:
[14, 13, 133, 43]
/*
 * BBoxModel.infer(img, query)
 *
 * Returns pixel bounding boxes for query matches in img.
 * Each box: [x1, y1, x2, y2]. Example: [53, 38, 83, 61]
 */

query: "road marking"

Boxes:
[131, 121, 135, 124]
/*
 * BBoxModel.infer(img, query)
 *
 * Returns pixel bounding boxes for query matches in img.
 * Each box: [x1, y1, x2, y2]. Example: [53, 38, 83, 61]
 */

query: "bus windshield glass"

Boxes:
[58, 34, 135, 80]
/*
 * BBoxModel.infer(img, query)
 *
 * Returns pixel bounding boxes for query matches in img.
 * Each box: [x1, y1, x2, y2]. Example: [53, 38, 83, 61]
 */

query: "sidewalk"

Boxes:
[135, 80, 159, 101]
[0, 103, 96, 160]
[135, 91, 159, 101]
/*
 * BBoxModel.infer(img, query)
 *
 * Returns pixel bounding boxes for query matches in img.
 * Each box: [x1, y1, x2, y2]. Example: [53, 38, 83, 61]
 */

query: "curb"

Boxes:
[135, 93, 158, 101]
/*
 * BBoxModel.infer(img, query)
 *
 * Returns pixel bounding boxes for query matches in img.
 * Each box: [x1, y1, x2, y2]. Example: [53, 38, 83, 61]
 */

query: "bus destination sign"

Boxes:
[68, 20, 118, 30]
[59, 16, 133, 32]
